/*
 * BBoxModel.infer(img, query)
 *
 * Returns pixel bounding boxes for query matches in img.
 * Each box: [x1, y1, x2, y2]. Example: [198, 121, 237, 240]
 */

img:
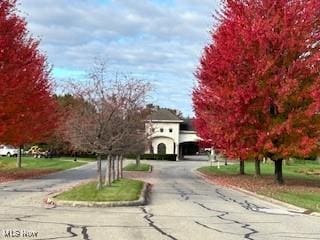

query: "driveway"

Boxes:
[0, 160, 319, 240]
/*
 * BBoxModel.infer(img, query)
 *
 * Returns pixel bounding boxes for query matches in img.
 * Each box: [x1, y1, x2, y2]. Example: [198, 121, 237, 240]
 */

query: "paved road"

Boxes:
[0, 160, 319, 240]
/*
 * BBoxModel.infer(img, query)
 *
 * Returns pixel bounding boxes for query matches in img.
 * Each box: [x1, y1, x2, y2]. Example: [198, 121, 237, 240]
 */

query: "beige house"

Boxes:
[145, 109, 200, 160]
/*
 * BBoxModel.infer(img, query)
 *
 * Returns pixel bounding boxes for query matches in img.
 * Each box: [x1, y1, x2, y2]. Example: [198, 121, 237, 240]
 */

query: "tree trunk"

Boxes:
[108, 155, 112, 185]
[224, 157, 228, 166]
[116, 155, 120, 180]
[120, 155, 123, 179]
[104, 155, 111, 186]
[254, 158, 261, 177]
[96, 154, 102, 190]
[16, 145, 22, 168]
[274, 159, 284, 184]
[240, 158, 245, 175]
[136, 154, 141, 166]
[111, 156, 115, 181]
[114, 155, 117, 180]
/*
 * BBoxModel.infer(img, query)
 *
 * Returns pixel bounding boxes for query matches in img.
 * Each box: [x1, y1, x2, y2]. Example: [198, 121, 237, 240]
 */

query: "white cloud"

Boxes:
[19, 0, 221, 116]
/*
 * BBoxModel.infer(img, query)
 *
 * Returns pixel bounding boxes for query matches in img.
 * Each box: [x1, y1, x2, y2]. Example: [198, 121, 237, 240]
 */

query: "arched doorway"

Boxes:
[157, 143, 166, 154]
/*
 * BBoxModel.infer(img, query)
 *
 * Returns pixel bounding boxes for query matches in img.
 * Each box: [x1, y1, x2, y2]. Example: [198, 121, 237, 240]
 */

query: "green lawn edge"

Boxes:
[55, 179, 144, 202]
[123, 163, 151, 172]
[0, 156, 91, 172]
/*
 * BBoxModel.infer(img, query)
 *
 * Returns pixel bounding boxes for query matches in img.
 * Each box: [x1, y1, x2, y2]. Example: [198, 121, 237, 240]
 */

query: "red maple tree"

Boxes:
[193, 0, 320, 184]
[0, 0, 57, 167]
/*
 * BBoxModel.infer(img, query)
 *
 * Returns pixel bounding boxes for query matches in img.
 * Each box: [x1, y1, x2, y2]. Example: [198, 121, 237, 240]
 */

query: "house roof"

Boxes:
[180, 118, 195, 131]
[147, 109, 183, 122]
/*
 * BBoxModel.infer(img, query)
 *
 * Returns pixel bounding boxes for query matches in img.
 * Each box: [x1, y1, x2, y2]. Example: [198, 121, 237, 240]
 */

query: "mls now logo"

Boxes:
[2, 229, 39, 238]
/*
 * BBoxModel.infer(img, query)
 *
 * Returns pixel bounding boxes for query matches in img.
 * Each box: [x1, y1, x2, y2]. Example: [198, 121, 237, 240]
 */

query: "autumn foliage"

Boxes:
[193, 0, 320, 182]
[0, 1, 57, 149]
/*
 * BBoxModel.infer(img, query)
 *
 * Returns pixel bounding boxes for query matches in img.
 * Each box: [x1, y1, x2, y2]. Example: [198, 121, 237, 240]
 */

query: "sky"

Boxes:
[19, 0, 222, 117]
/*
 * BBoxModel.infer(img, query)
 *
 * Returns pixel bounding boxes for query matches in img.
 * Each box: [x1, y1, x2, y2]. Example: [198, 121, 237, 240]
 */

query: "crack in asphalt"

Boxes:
[168, 178, 259, 240]
[168, 175, 261, 240]
[194, 220, 241, 236]
[171, 183, 190, 201]
[4, 215, 151, 229]
[215, 188, 262, 212]
[10, 213, 165, 240]
[140, 207, 178, 240]
[81, 226, 89, 240]
[171, 179, 210, 201]
[193, 201, 258, 240]
[15, 215, 90, 240]
[214, 188, 297, 216]
[66, 224, 77, 238]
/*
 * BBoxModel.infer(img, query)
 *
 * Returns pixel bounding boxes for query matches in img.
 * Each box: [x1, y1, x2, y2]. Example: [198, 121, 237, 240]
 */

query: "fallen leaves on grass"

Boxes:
[202, 173, 320, 196]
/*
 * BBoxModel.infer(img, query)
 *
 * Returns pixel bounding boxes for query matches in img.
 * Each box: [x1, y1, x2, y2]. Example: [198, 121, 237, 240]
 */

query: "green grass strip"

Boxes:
[56, 179, 144, 202]
[0, 156, 89, 171]
[123, 163, 151, 172]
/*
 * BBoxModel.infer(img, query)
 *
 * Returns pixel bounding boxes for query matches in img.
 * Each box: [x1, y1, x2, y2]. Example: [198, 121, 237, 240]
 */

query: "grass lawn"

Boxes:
[56, 179, 144, 202]
[123, 163, 151, 172]
[0, 156, 92, 182]
[198, 160, 320, 212]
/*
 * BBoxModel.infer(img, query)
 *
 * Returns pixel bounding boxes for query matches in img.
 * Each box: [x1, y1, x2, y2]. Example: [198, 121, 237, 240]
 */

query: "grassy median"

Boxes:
[199, 160, 320, 212]
[56, 179, 144, 202]
[123, 163, 151, 172]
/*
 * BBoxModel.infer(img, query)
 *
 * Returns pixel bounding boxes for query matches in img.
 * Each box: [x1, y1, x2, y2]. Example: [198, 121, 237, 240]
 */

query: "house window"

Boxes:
[160, 128, 164, 133]
[169, 128, 173, 133]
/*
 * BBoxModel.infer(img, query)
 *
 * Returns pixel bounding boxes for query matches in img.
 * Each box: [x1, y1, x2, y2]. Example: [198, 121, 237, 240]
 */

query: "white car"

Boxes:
[0, 145, 19, 157]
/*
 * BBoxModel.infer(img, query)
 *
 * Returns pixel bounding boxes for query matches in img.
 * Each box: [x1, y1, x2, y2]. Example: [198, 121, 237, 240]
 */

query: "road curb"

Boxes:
[47, 181, 151, 208]
[195, 170, 320, 217]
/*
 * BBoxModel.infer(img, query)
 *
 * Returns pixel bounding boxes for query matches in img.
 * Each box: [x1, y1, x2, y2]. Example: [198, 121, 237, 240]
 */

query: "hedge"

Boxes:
[125, 154, 177, 161]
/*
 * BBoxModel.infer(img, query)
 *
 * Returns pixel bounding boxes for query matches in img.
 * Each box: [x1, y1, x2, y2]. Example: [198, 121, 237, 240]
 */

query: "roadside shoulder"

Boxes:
[195, 169, 320, 217]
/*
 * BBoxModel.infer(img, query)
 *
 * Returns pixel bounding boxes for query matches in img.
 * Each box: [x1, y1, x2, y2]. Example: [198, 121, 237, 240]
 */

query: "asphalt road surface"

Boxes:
[0, 160, 319, 240]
